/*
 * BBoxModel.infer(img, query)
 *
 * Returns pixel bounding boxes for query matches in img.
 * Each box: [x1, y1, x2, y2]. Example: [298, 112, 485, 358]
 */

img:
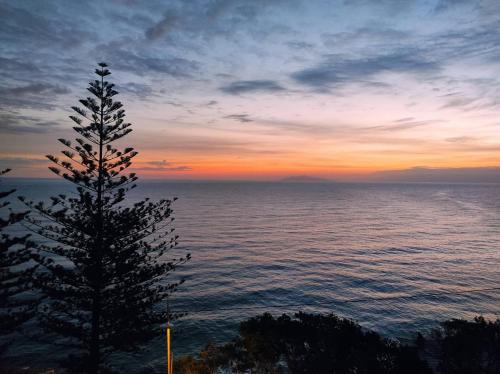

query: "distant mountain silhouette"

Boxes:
[281, 175, 330, 182]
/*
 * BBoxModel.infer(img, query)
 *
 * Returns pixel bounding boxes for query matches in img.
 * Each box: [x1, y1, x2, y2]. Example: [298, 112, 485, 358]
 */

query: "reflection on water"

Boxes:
[5, 180, 500, 371]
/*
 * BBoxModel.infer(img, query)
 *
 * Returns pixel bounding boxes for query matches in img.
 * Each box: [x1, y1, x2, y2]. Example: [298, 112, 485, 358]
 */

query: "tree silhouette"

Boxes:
[0, 169, 35, 361]
[20, 63, 190, 373]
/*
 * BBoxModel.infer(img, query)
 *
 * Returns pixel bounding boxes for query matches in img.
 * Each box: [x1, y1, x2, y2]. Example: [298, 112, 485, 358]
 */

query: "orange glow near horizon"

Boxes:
[2, 69, 500, 181]
[3, 1, 500, 183]
[3, 122, 500, 180]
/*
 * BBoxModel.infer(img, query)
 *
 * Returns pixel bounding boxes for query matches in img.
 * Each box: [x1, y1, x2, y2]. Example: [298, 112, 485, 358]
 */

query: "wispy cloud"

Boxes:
[139, 0, 287, 42]
[291, 50, 440, 90]
[225, 114, 253, 123]
[364, 118, 445, 132]
[145, 10, 178, 40]
[132, 160, 192, 172]
[0, 2, 95, 49]
[0, 112, 61, 134]
[220, 80, 286, 95]
[119, 82, 154, 99]
[0, 83, 70, 110]
[286, 40, 315, 50]
[100, 48, 199, 78]
[0, 57, 41, 76]
[0, 156, 48, 169]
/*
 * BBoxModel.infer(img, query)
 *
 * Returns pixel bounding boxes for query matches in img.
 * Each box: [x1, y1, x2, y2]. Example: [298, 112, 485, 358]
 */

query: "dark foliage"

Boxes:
[0, 169, 35, 360]
[20, 63, 190, 373]
[176, 312, 431, 374]
[430, 316, 500, 374]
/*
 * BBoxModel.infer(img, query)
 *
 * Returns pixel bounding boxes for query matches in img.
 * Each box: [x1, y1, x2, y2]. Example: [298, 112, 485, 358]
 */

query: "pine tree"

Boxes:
[0, 169, 35, 359]
[20, 63, 190, 373]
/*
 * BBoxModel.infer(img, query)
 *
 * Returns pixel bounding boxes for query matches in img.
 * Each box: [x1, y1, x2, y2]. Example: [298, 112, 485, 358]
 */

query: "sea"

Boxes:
[3, 179, 500, 372]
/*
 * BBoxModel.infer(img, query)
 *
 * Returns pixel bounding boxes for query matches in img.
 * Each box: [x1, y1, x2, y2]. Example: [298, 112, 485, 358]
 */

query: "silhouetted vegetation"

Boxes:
[0, 169, 35, 364]
[19, 64, 190, 373]
[424, 316, 500, 374]
[176, 312, 432, 374]
[176, 313, 500, 374]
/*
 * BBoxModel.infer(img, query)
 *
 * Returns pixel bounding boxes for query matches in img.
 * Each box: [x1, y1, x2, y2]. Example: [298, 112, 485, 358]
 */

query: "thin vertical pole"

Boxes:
[167, 323, 171, 374]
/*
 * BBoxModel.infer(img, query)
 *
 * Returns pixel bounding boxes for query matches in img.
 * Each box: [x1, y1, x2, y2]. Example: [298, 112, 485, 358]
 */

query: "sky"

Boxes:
[1, 0, 500, 181]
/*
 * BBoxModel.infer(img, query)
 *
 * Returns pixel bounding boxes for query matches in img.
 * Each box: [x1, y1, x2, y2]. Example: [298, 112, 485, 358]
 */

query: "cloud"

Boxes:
[119, 82, 154, 99]
[446, 136, 476, 143]
[220, 80, 286, 94]
[225, 114, 253, 123]
[291, 50, 440, 90]
[140, 0, 289, 42]
[145, 10, 178, 40]
[0, 156, 47, 169]
[0, 83, 69, 97]
[321, 26, 410, 48]
[0, 57, 41, 76]
[255, 117, 335, 136]
[286, 40, 315, 50]
[365, 117, 445, 132]
[136, 134, 282, 156]
[134, 160, 192, 172]
[437, 78, 500, 112]
[216, 73, 236, 79]
[164, 100, 184, 107]
[432, 23, 500, 62]
[433, 0, 472, 13]
[221, 114, 445, 141]
[0, 2, 95, 50]
[0, 83, 70, 110]
[0, 112, 61, 134]
[223, 114, 338, 136]
[100, 48, 199, 78]
[224, 112, 329, 131]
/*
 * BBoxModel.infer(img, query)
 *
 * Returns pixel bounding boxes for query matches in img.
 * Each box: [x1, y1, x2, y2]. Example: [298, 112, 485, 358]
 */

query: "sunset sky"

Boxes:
[1, 0, 500, 180]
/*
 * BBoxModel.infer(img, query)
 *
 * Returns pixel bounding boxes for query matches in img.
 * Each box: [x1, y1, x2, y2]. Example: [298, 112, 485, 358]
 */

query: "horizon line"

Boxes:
[4, 176, 500, 185]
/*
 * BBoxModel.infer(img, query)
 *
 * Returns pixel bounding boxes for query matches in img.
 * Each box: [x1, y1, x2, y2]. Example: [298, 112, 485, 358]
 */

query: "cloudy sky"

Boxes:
[1, 0, 500, 180]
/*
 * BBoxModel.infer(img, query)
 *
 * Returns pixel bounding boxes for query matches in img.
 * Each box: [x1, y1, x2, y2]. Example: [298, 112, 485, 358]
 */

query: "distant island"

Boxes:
[280, 175, 331, 183]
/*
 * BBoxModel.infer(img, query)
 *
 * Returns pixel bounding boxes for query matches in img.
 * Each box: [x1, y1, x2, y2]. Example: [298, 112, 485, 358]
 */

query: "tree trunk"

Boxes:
[89, 72, 106, 374]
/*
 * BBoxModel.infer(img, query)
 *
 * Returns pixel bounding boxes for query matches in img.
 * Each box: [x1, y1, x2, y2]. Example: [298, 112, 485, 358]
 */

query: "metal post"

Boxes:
[167, 323, 171, 374]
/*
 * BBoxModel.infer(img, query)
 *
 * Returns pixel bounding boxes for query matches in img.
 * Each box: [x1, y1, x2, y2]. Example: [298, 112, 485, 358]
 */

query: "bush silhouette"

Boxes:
[430, 316, 500, 374]
[176, 312, 431, 374]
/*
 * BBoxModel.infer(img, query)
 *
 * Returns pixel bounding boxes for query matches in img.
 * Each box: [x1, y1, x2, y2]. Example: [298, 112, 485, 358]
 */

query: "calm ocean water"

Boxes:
[4, 179, 500, 372]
